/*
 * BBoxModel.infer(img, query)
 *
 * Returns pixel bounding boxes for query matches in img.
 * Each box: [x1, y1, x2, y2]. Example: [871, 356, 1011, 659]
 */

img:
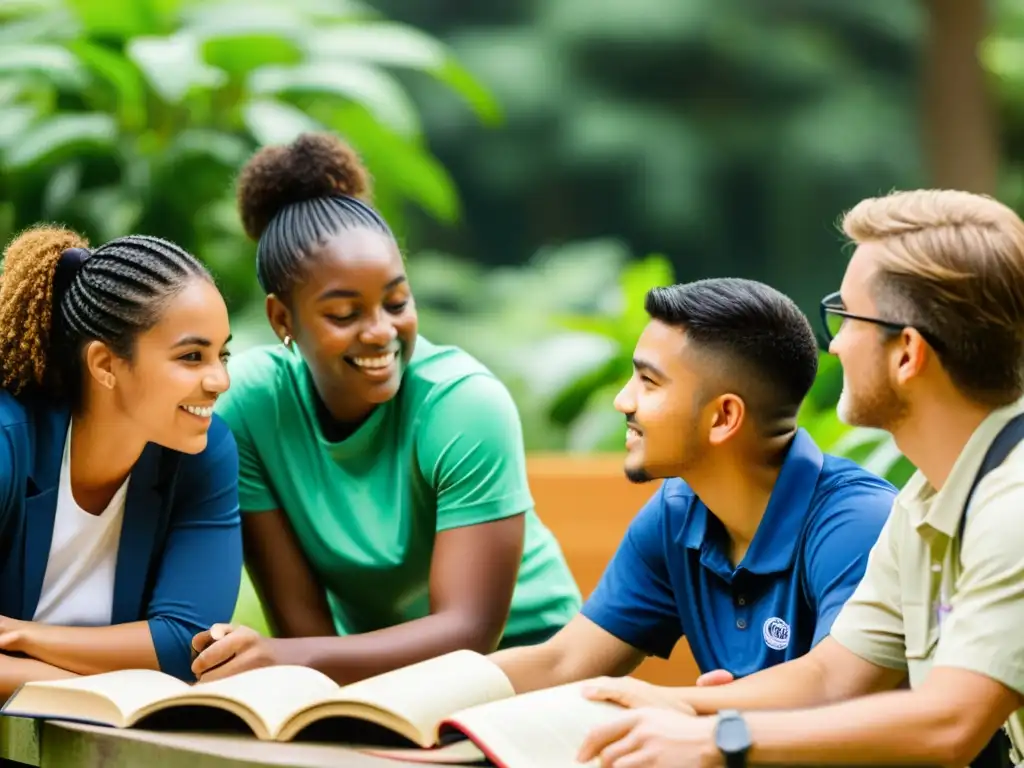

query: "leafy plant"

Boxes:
[0, 0, 498, 311]
[536, 253, 676, 452]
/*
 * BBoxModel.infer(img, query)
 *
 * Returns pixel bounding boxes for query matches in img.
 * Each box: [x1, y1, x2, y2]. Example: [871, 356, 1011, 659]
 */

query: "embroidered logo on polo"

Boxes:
[762, 617, 790, 650]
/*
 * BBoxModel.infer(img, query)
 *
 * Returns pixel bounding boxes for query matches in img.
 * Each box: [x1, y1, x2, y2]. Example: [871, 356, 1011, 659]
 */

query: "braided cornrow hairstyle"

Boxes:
[235, 132, 394, 298]
[0, 225, 210, 409]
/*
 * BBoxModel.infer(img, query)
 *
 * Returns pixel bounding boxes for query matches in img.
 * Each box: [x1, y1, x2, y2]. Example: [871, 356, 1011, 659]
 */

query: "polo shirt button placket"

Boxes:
[734, 591, 750, 630]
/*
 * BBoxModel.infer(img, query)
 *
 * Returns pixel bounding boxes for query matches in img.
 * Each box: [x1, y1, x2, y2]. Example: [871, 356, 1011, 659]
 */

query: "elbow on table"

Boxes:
[147, 616, 201, 681]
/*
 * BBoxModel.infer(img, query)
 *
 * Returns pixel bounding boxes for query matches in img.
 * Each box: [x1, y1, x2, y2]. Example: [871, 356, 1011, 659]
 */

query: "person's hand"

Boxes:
[190, 624, 288, 682]
[695, 669, 734, 687]
[581, 677, 697, 714]
[576, 707, 721, 767]
[0, 616, 35, 653]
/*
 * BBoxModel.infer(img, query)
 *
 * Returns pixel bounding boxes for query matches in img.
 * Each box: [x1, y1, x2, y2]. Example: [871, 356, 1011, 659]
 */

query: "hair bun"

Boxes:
[236, 132, 372, 242]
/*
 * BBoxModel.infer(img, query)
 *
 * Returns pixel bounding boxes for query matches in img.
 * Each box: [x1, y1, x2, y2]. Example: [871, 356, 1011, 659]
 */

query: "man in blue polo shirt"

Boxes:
[490, 278, 895, 692]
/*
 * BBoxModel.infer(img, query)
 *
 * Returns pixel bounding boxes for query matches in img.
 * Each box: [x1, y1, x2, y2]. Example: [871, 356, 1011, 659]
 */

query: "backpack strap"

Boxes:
[957, 412, 1024, 546]
[955, 411, 1024, 768]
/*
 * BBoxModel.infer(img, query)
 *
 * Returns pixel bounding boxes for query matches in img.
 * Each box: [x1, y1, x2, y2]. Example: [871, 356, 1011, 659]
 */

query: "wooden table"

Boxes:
[0, 716, 476, 767]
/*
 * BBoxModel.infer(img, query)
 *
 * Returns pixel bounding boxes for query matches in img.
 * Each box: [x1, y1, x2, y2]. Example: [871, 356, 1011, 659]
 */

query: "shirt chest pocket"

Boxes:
[902, 602, 940, 660]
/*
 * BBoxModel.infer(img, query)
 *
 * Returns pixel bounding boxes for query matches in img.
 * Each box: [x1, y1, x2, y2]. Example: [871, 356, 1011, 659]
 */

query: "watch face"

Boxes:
[718, 717, 751, 752]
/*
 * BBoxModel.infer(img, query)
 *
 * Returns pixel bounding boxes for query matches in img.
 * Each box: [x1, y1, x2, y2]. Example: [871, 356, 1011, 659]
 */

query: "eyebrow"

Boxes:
[316, 275, 407, 301]
[633, 357, 669, 381]
[172, 334, 232, 349]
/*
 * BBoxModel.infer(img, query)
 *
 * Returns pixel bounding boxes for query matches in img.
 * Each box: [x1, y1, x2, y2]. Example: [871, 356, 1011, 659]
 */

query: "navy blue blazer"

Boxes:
[0, 391, 243, 681]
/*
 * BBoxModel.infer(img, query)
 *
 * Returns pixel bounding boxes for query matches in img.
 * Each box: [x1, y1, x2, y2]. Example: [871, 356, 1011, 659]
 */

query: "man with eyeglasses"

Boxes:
[577, 189, 1024, 768]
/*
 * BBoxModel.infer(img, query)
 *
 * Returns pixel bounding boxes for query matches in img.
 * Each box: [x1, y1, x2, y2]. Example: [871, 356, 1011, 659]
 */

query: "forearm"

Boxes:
[682, 655, 833, 715]
[491, 640, 644, 694]
[744, 690, 966, 766]
[0, 653, 77, 701]
[282, 612, 501, 685]
[16, 622, 159, 676]
[490, 642, 572, 694]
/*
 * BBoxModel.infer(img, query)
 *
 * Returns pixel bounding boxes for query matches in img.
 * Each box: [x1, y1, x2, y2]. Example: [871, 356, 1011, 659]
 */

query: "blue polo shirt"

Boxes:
[580, 429, 896, 678]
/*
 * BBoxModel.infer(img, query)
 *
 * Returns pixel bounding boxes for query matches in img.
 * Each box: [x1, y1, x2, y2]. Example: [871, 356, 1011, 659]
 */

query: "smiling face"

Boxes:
[613, 319, 709, 483]
[269, 228, 418, 424]
[101, 278, 232, 454]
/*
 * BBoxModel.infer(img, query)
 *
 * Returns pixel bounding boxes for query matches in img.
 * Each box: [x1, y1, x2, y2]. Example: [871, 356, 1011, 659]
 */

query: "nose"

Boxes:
[359, 309, 398, 347]
[203, 360, 230, 395]
[828, 333, 841, 357]
[613, 380, 635, 415]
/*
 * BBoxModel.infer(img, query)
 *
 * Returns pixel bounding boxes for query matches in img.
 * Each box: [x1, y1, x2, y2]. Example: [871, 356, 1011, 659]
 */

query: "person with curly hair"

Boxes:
[0, 225, 241, 696]
[188, 133, 582, 684]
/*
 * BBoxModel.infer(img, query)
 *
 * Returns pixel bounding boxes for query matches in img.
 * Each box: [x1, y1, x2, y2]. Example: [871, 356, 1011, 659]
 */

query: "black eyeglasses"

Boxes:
[818, 291, 945, 352]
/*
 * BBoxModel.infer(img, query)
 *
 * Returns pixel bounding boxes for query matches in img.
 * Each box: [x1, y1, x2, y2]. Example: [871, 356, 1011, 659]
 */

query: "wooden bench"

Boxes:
[0, 716, 450, 767]
[526, 454, 700, 687]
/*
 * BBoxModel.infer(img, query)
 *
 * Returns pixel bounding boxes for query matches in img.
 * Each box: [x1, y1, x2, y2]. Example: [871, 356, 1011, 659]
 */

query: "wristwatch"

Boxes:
[714, 709, 752, 768]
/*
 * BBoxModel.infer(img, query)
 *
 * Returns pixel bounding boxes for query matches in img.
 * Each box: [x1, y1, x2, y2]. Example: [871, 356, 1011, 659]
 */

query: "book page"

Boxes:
[7, 669, 189, 723]
[443, 682, 626, 768]
[321, 650, 514, 744]
[148, 665, 340, 737]
[359, 740, 487, 764]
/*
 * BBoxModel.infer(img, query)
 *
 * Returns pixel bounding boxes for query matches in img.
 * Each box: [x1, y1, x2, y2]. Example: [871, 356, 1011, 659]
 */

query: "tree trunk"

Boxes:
[922, 0, 999, 194]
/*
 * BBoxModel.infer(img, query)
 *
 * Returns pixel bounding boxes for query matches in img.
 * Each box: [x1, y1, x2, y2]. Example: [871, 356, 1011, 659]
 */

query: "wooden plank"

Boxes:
[38, 722, 476, 768]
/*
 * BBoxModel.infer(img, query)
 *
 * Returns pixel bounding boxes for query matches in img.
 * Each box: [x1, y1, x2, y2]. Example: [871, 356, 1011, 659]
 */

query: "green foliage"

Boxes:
[0, 0, 497, 312]
[231, 568, 270, 636]
[376, 0, 923, 315]
[985, 0, 1024, 213]
[547, 254, 674, 430]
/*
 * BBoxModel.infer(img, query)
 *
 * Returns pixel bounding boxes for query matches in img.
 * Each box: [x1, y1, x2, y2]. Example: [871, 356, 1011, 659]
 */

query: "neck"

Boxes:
[69, 404, 147, 513]
[891, 392, 997, 491]
[306, 369, 376, 437]
[685, 441, 788, 564]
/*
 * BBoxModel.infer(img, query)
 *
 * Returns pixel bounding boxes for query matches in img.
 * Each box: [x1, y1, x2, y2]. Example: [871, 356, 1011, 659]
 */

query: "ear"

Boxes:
[83, 340, 118, 390]
[265, 294, 293, 344]
[893, 328, 929, 386]
[707, 393, 746, 447]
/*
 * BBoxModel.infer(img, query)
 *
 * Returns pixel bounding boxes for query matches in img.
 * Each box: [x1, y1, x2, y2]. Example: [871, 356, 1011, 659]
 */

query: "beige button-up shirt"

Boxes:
[830, 399, 1024, 764]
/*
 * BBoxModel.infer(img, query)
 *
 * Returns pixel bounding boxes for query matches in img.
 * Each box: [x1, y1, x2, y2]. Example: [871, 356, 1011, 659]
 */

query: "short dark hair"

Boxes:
[645, 278, 819, 427]
[0, 225, 210, 410]
[236, 132, 394, 298]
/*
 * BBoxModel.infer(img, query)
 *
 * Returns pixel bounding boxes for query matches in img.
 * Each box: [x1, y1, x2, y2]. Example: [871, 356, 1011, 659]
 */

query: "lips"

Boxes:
[348, 351, 397, 370]
[344, 348, 400, 381]
[180, 404, 214, 418]
[626, 424, 642, 448]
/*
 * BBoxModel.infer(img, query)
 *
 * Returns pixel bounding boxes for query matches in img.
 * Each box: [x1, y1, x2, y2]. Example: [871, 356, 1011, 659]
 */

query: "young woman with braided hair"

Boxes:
[0, 225, 241, 696]
[189, 133, 581, 684]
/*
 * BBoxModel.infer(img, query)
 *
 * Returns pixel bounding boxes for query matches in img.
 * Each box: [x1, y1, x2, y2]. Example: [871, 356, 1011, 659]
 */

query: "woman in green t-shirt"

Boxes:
[190, 133, 582, 684]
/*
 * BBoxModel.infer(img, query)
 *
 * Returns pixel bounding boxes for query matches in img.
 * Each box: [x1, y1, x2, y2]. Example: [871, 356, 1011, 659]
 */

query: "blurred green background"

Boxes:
[3, 0, 1021, 627]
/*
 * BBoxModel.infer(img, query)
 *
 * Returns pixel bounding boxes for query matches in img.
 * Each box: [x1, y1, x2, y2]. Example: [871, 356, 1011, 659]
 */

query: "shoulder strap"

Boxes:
[954, 412, 1024, 768]
[957, 412, 1024, 544]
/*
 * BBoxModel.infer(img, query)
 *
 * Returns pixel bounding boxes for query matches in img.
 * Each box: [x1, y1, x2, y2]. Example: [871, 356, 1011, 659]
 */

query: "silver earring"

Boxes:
[282, 335, 292, 348]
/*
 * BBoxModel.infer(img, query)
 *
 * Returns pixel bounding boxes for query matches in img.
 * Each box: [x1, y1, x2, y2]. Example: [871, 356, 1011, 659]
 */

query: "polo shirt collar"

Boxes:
[904, 397, 1024, 537]
[682, 428, 824, 577]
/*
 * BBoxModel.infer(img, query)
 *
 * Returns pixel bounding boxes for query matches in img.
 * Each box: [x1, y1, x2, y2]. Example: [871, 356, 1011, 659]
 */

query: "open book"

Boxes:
[0, 650, 626, 767]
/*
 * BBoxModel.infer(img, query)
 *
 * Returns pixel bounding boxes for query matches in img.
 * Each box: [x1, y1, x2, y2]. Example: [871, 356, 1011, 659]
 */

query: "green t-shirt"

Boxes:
[216, 336, 582, 644]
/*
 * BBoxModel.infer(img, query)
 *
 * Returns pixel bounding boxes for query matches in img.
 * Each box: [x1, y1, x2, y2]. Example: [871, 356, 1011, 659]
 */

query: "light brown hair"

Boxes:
[842, 189, 1024, 405]
[0, 226, 88, 395]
